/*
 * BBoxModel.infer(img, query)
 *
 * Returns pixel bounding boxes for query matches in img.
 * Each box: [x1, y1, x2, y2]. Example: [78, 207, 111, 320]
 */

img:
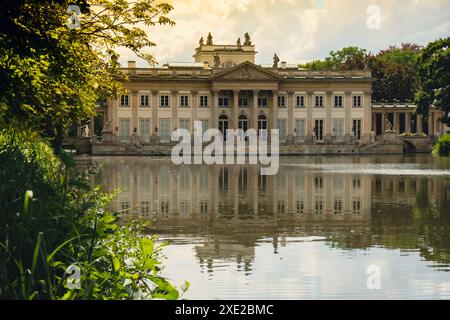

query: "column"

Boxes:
[344, 91, 352, 144]
[271, 91, 278, 130]
[363, 91, 372, 143]
[394, 112, 400, 135]
[191, 90, 198, 131]
[89, 116, 95, 139]
[151, 90, 158, 142]
[232, 90, 239, 130]
[417, 114, 423, 134]
[171, 90, 178, 131]
[211, 90, 219, 130]
[251, 90, 259, 130]
[305, 91, 313, 144]
[287, 91, 294, 144]
[325, 91, 332, 144]
[405, 112, 411, 134]
[428, 112, 434, 136]
[131, 90, 138, 143]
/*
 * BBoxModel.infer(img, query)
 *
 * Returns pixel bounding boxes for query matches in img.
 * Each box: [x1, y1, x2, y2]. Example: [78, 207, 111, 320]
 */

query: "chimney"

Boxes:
[281, 61, 287, 69]
[127, 61, 136, 68]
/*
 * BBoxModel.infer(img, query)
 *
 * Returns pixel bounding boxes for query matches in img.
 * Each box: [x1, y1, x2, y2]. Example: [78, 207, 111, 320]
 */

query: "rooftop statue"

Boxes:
[273, 53, 280, 68]
[237, 37, 241, 48]
[244, 32, 252, 45]
[214, 53, 221, 67]
[207, 32, 213, 45]
[199, 37, 204, 47]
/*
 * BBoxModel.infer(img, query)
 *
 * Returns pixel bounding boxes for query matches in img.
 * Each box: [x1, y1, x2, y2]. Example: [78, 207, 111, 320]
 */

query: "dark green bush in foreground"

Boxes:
[0, 130, 187, 299]
[433, 134, 450, 156]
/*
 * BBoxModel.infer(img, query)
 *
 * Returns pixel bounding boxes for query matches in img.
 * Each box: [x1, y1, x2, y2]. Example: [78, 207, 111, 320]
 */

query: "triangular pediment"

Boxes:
[212, 62, 282, 81]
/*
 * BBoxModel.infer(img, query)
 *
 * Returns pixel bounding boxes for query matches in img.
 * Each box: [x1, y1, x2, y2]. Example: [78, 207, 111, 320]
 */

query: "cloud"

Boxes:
[119, 0, 450, 67]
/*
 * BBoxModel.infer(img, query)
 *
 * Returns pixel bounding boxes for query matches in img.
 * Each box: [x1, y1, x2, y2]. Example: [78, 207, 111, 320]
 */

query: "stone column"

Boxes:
[251, 90, 259, 130]
[232, 90, 239, 130]
[393, 112, 399, 135]
[191, 90, 198, 131]
[363, 91, 372, 143]
[89, 116, 95, 139]
[211, 90, 219, 130]
[405, 112, 411, 134]
[131, 90, 138, 144]
[417, 114, 423, 134]
[325, 91, 332, 144]
[344, 91, 352, 144]
[271, 91, 278, 130]
[428, 112, 434, 136]
[305, 91, 314, 144]
[287, 91, 294, 144]
[171, 90, 178, 131]
[151, 90, 159, 142]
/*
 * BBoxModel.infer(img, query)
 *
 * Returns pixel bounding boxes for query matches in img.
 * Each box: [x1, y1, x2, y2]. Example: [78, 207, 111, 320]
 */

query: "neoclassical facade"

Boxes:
[103, 35, 374, 146]
[92, 34, 445, 152]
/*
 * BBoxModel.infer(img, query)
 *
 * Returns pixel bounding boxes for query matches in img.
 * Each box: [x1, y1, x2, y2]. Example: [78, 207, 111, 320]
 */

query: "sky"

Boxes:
[118, 0, 450, 67]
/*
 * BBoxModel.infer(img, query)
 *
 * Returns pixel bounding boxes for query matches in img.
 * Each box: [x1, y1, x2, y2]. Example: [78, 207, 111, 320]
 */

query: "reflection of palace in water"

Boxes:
[86, 157, 449, 272]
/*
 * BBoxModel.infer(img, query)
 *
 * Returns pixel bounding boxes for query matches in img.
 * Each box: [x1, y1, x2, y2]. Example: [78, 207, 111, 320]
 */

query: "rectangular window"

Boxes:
[277, 119, 286, 141]
[179, 118, 190, 131]
[160, 95, 169, 107]
[218, 97, 229, 107]
[140, 201, 150, 217]
[120, 95, 129, 106]
[334, 95, 343, 108]
[295, 119, 305, 139]
[159, 118, 171, 142]
[296, 95, 305, 108]
[199, 95, 209, 107]
[238, 98, 248, 107]
[353, 95, 362, 107]
[277, 96, 286, 108]
[333, 118, 344, 140]
[315, 95, 324, 108]
[334, 198, 343, 215]
[140, 94, 149, 107]
[352, 119, 362, 140]
[180, 95, 189, 107]
[258, 97, 268, 107]
[119, 118, 130, 141]
[139, 118, 151, 137]
[200, 119, 209, 135]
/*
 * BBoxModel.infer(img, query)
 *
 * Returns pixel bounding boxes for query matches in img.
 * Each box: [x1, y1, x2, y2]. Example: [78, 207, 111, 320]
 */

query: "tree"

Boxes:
[0, 0, 174, 151]
[299, 47, 366, 70]
[415, 37, 450, 125]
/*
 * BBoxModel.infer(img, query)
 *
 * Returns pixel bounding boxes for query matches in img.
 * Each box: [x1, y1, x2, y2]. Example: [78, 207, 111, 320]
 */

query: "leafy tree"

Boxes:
[0, 0, 174, 151]
[299, 46, 366, 70]
[415, 37, 450, 124]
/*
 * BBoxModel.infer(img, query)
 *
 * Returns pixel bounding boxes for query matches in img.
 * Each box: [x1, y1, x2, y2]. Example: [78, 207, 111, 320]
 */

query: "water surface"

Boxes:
[79, 155, 450, 299]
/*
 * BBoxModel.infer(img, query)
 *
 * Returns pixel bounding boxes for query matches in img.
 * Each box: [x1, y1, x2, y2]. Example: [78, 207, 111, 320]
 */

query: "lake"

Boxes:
[79, 155, 450, 299]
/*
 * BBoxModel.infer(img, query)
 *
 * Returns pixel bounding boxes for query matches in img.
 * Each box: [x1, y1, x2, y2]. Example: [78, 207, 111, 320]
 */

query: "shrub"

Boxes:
[433, 134, 450, 156]
[0, 129, 187, 299]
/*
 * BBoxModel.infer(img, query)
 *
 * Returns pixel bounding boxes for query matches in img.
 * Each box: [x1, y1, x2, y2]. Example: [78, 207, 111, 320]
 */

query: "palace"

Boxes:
[73, 33, 445, 155]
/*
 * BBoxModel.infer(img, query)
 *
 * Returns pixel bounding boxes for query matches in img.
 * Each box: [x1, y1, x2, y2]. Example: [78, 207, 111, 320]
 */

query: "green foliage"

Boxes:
[0, 129, 186, 299]
[415, 37, 450, 125]
[433, 134, 450, 156]
[0, 0, 174, 151]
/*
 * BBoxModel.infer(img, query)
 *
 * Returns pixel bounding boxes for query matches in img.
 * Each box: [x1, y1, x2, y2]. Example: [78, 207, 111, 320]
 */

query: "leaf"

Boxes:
[112, 256, 120, 272]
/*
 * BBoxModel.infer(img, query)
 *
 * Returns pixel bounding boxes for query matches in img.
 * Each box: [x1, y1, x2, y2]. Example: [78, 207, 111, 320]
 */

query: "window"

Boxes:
[120, 95, 129, 106]
[353, 119, 362, 140]
[160, 95, 169, 107]
[334, 95, 343, 108]
[295, 119, 305, 139]
[296, 199, 304, 214]
[199, 95, 209, 107]
[315, 95, 324, 108]
[140, 94, 149, 107]
[238, 98, 248, 107]
[352, 198, 361, 214]
[333, 118, 344, 140]
[353, 95, 362, 107]
[140, 201, 150, 217]
[258, 97, 267, 107]
[218, 97, 229, 107]
[180, 95, 189, 107]
[277, 95, 286, 108]
[139, 118, 151, 137]
[277, 119, 286, 141]
[119, 118, 130, 141]
[334, 198, 343, 215]
[179, 119, 190, 131]
[159, 118, 171, 142]
[200, 119, 209, 135]
[296, 95, 305, 108]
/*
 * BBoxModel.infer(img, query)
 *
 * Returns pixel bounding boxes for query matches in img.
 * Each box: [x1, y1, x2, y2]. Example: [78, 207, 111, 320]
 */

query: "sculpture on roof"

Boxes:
[237, 37, 241, 48]
[384, 118, 394, 132]
[273, 53, 280, 68]
[244, 32, 252, 45]
[199, 37, 204, 47]
[214, 53, 221, 67]
[207, 32, 213, 45]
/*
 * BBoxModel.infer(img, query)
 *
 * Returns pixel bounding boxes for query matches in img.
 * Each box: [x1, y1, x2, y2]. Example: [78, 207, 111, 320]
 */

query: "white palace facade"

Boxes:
[82, 33, 445, 154]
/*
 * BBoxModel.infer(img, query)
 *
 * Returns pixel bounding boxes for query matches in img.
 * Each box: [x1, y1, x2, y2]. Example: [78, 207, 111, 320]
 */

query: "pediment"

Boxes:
[212, 62, 281, 81]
